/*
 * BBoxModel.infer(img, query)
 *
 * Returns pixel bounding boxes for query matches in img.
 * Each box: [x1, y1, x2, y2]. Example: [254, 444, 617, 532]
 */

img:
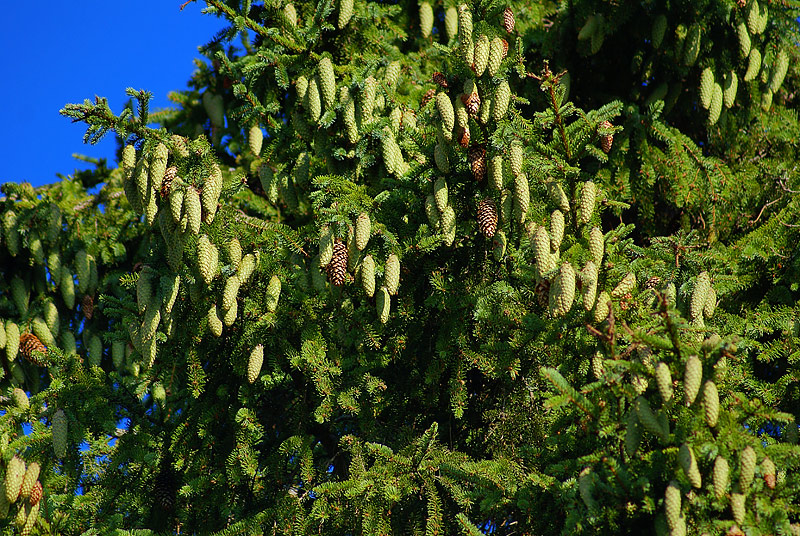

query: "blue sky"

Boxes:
[0, 2, 224, 188]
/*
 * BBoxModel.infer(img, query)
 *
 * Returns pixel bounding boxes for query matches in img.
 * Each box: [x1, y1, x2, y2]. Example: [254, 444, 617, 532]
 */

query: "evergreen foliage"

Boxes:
[0, 0, 799, 533]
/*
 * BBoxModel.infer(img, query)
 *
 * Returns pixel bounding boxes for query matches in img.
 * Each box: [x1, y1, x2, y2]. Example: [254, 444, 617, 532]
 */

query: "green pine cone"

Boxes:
[385, 61, 401, 89]
[75, 249, 90, 295]
[5, 456, 25, 503]
[433, 179, 448, 214]
[679, 443, 702, 488]
[150, 142, 169, 192]
[61, 271, 76, 309]
[10, 276, 28, 316]
[454, 95, 468, 131]
[377, 286, 391, 324]
[266, 275, 281, 313]
[690, 271, 711, 320]
[739, 445, 756, 492]
[723, 71, 738, 108]
[3, 210, 20, 257]
[112, 341, 125, 370]
[184, 186, 202, 235]
[533, 227, 551, 267]
[202, 163, 223, 225]
[703, 380, 719, 427]
[12, 388, 28, 410]
[122, 143, 136, 173]
[358, 76, 377, 126]
[169, 186, 184, 223]
[340, 87, 359, 144]
[226, 239, 242, 271]
[140, 305, 161, 344]
[4, 322, 19, 360]
[247, 344, 264, 384]
[664, 481, 681, 529]
[238, 253, 257, 283]
[578, 15, 598, 41]
[547, 180, 570, 212]
[707, 83, 722, 126]
[197, 235, 219, 285]
[355, 213, 371, 251]
[441, 206, 456, 246]
[578, 467, 596, 509]
[513, 172, 530, 224]
[550, 210, 565, 252]
[611, 272, 636, 298]
[492, 229, 507, 261]
[590, 20, 605, 55]
[683, 23, 701, 66]
[202, 91, 224, 127]
[425, 195, 440, 229]
[28, 232, 44, 265]
[578, 181, 597, 225]
[249, 125, 263, 156]
[478, 93, 492, 125]
[222, 300, 238, 327]
[436, 92, 455, 136]
[652, 14, 667, 49]
[319, 227, 334, 267]
[32, 317, 55, 348]
[445, 6, 458, 41]
[317, 57, 336, 110]
[655, 362, 673, 402]
[434, 143, 450, 173]
[744, 47, 762, 81]
[419, 1, 433, 38]
[19, 462, 39, 500]
[493, 79, 511, 121]
[489, 155, 504, 190]
[473, 34, 490, 76]
[222, 275, 241, 312]
[713, 456, 729, 498]
[306, 77, 322, 122]
[699, 68, 714, 109]
[747, 0, 761, 34]
[137, 266, 154, 315]
[731, 493, 746, 525]
[581, 261, 599, 311]
[385, 254, 400, 295]
[551, 263, 576, 317]
[337, 0, 353, 28]
[361, 254, 376, 297]
[736, 21, 751, 59]
[52, 409, 68, 458]
[683, 355, 703, 406]
[458, 5, 473, 64]
[770, 49, 789, 92]
[208, 305, 223, 337]
[43, 300, 59, 334]
[487, 37, 504, 78]
[509, 141, 523, 176]
[703, 287, 717, 318]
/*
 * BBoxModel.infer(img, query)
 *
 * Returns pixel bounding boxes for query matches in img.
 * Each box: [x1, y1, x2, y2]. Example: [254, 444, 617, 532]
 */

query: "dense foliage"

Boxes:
[1, 0, 799, 534]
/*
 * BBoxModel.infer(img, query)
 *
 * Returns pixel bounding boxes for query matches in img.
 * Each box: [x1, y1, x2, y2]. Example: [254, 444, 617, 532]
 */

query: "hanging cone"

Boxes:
[19, 334, 47, 366]
[469, 147, 487, 181]
[326, 239, 348, 286]
[503, 7, 515, 32]
[477, 198, 498, 238]
[598, 120, 614, 153]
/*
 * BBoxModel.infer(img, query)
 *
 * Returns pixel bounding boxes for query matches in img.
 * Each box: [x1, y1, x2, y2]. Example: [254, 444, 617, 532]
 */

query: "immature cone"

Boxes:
[5, 456, 25, 503]
[488, 38, 505, 78]
[655, 362, 673, 402]
[12, 388, 29, 410]
[385, 254, 400, 295]
[202, 91, 224, 128]
[327, 239, 348, 286]
[377, 286, 391, 324]
[762, 456, 776, 489]
[208, 305, 223, 337]
[337, 0, 353, 28]
[441, 206, 456, 246]
[713, 456, 729, 497]
[458, 4, 474, 65]
[488, 155, 504, 190]
[248, 344, 264, 384]
[361, 255, 376, 297]
[702, 380, 719, 427]
[19, 334, 46, 366]
[744, 47, 761, 81]
[611, 272, 636, 298]
[731, 493, 746, 525]
[248, 125, 263, 156]
[319, 227, 334, 267]
[434, 143, 450, 173]
[184, 186, 202, 234]
[306, 77, 322, 122]
[265, 275, 281, 313]
[445, 6, 458, 41]
[355, 213, 371, 251]
[690, 271, 711, 320]
[635, 396, 668, 441]
[664, 481, 681, 530]
[550, 210, 565, 251]
[683, 23, 701, 66]
[197, 235, 219, 285]
[473, 35, 490, 76]
[19, 463, 39, 500]
[704, 287, 717, 318]
[436, 92, 455, 137]
[739, 446, 756, 492]
[433, 178, 449, 213]
[598, 120, 614, 153]
[550, 263, 576, 317]
[770, 49, 789, 92]
[317, 57, 336, 110]
[592, 290, 609, 321]
[683, 355, 702, 406]
[502, 7, 515, 32]
[652, 14, 667, 48]
[679, 443, 702, 488]
[580, 261, 598, 310]
[508, 141, 523, 176]
[513, 172, 530, 224]
[708, 83, 723, 126]
[469, 147, 487, 182]
[578, 181, 596, 225]
[5, 322, 20, 360]
[625, 410, 642, 457]
[578, 468, 596, 509]
[419, 1, 433, 37]
[477, 198, 498, 238]
[699, 68, 715, 109]
[493, 79, 511, 120]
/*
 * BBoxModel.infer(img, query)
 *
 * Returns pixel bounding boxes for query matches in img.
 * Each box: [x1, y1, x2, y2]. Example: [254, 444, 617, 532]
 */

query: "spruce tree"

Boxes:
[0, 0, 798, 534]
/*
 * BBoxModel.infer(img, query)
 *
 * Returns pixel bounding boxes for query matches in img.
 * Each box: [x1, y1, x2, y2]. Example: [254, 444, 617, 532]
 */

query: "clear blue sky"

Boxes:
[0, 2, 224, 188]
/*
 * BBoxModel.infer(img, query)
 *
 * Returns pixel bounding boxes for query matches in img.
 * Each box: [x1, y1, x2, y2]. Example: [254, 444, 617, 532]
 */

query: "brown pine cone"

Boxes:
[598, 120, 614, 153]
[469, 147, 487, 181]
[503, 7, 515, 33]
[29, 481, 43, 506]
[462, 93, 481, 116]
[160, 166, 178, 199]
[82, 294, 95, 320]
[432, 72, 448, 88]
[477, 198, 498, 238]
[421, 89, 436, 108]
[326, 239, 348, 286]
[501, 39, 509, 59]
[458, 127, 471, 148]
[19, 334, 47, 366]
